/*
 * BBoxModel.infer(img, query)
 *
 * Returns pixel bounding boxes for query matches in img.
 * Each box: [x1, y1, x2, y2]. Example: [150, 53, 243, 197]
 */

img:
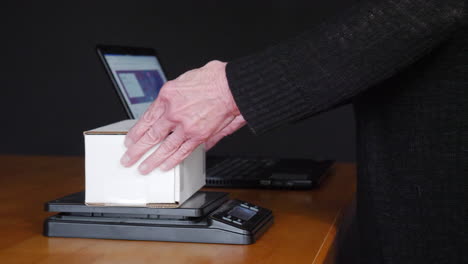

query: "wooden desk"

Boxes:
[0, 155, 355, 264]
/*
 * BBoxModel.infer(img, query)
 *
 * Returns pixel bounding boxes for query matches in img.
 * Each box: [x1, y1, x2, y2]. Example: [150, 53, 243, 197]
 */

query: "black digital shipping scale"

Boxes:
[44, 191, 273, 244]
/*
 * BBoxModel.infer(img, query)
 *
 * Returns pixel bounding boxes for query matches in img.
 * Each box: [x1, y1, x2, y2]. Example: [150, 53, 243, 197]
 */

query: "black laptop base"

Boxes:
[205, 156, 334, 189]
[44, 191, 273, 245]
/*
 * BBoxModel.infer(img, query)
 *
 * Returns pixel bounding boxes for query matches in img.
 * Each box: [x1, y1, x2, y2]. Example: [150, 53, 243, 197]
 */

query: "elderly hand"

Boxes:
[120, 60, 246, 174]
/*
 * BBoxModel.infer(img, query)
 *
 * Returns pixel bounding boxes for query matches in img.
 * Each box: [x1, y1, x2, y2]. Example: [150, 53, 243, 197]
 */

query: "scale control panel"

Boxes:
[210, 199, 272, 231]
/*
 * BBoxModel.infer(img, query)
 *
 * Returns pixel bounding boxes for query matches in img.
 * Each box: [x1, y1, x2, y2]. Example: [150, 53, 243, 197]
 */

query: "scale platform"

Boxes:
[44, 191, 274, 244]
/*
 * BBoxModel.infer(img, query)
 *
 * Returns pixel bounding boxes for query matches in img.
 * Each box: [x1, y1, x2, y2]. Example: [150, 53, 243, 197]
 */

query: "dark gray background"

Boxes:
[2, 0, 356, 161]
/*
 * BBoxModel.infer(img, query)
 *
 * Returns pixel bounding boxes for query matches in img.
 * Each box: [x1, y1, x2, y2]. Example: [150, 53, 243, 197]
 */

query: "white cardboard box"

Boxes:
[84, 120, 205, 208]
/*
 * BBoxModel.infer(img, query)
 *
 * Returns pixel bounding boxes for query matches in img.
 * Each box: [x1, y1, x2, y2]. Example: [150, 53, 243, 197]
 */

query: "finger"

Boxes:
[205, 115, 246, 150]
[125, 100, 166, 147]
[121, 119, 175, 167]
[160, 139, 203, 171]
[211, 114, 236, 135]
[138, 126, 186, 175]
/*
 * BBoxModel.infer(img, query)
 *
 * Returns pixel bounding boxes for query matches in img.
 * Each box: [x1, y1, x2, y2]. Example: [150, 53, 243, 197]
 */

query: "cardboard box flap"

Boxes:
[146, 203, 179, 209]
[84, 119, 137, 135]
[86, 202, 180, 208]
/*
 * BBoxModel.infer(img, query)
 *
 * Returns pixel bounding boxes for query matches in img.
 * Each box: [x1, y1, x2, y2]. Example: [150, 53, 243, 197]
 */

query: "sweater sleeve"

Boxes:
[226, 0, 466, 134]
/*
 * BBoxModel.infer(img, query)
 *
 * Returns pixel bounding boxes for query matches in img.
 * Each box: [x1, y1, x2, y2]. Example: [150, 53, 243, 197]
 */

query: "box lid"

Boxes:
[84, 119, 136, 135]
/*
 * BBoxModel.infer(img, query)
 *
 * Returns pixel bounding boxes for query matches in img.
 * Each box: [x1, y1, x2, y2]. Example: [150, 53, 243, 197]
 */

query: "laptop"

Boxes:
[97, 45, 334, 189]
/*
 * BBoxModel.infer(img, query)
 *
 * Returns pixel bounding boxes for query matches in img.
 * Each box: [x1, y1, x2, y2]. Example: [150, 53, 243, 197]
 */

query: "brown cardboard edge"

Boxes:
[86, 203, 107, 207]
[83, 131, 128, 135]
[146, 202, 180, 209]
[85, 202, 180, 208]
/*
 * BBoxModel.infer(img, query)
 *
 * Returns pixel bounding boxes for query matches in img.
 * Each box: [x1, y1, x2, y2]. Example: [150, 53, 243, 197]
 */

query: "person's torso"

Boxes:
[353, 24, 468, 263]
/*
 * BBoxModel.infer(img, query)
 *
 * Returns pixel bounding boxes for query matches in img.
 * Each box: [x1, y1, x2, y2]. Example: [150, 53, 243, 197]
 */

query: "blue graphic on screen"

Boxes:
[116, 70, 164, 104]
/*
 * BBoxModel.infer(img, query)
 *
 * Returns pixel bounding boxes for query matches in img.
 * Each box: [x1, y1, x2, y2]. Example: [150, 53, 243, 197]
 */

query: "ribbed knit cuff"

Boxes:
[226, 51, 312, 135]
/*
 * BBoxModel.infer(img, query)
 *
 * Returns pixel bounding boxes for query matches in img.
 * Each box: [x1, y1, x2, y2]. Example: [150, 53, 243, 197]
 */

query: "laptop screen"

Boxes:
[103, 54, 167, 119]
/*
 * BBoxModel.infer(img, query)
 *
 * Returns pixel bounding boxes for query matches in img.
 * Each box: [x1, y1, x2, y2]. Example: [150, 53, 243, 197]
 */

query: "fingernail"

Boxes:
[120, 154, 131, 166]
[139, 164, 149, 175]
[124, 137, 134, 147]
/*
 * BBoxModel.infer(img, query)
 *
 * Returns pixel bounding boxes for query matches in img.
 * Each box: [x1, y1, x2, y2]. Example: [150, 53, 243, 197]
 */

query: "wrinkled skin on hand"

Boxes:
[120, 60, 246, 174]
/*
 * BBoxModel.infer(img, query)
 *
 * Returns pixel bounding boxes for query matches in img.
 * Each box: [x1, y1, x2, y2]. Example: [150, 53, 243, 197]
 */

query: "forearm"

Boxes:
[226, 0, 466, 134]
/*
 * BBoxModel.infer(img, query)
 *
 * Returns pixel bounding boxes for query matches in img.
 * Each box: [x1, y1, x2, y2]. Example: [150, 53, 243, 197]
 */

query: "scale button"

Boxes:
[233, 220, 243, 225]
[222, 216, 232, 222]
[250, 206, 259, 212]
[240, 203, 250, 208]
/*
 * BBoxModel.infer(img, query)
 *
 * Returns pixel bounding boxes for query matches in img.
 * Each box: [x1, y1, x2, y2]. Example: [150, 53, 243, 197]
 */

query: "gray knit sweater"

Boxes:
[226, 0, 467, 263]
